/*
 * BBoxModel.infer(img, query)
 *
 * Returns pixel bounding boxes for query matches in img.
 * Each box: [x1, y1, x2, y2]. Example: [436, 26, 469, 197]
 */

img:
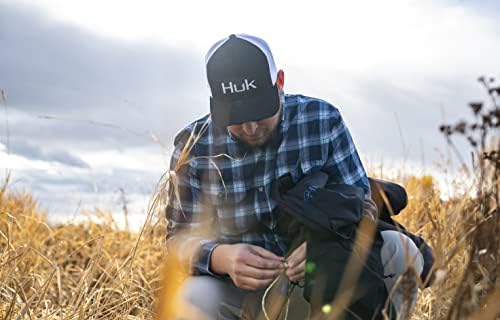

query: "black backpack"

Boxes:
[273, 172, 434, 319]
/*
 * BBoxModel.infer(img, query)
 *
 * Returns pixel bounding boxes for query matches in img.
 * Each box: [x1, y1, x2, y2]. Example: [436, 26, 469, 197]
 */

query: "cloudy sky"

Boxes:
[1, 0, 499, 225]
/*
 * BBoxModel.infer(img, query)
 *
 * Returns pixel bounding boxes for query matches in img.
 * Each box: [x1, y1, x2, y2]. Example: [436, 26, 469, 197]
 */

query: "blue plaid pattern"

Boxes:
[166, 94, 370, 275]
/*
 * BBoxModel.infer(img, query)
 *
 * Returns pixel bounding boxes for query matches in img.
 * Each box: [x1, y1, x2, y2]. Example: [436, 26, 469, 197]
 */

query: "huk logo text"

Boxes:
[221, 79, 257, 94]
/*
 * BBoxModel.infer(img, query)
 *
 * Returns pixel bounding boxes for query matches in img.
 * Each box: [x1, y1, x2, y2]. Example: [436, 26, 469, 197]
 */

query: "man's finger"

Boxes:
[287, 242, 306, 262]
[250, 245, 285, 261]
[246, 253, 285, 270]
[288, 271, 305, 283]
[286, 260, 306, 279]
[236, 264, 282, 280]
[287, 256, 306, 272]
[287, 242, 306, 265]
[287, 269, 305, 282]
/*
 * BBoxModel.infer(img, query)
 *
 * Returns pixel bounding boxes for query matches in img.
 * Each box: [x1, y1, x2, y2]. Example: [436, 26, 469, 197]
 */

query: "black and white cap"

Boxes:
[205, 34, 280, 127]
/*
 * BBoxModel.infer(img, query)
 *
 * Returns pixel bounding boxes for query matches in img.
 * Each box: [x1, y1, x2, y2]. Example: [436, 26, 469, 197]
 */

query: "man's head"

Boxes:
[205, 34, 284, 146]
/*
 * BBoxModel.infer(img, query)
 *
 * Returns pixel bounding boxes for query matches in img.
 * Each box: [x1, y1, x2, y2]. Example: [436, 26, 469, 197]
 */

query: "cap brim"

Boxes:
[210, 86, 280, 127]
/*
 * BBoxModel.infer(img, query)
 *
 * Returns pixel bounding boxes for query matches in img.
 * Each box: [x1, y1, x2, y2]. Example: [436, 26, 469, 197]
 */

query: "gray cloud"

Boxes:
[453, 0, 500, 18]
[5, 167, 160, 220]
[0, 3, 208, 151]
[1, 3, 496, 164]
[9, 167, 159, 193]
[7, 139, 90, 168]
[291, 66, 494, 168]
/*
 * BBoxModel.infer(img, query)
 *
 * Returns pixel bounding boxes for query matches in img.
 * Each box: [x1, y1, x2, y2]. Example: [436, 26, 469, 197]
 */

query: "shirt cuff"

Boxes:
[193, 240, 220, 276]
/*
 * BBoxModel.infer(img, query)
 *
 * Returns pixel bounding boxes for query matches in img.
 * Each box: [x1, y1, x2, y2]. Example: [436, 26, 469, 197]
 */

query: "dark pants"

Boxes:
[177, 275, 309, 320]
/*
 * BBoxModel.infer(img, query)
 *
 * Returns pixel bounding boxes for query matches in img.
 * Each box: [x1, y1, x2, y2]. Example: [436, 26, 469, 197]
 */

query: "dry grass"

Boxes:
[0, 168, 498, 319]
[391, 174, 499, 320]
[0, 180, 167, 319]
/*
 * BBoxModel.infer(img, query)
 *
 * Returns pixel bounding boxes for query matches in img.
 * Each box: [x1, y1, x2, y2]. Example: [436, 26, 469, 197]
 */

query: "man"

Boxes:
[166, 34, 423, 319]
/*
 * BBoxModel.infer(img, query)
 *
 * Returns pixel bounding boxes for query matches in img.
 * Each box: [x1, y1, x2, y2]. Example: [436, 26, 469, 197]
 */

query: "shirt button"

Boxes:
[258, 187, 264, 192]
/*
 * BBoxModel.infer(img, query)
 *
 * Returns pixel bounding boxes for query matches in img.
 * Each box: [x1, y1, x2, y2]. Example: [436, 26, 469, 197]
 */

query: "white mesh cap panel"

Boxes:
[204, 36, 230, 65]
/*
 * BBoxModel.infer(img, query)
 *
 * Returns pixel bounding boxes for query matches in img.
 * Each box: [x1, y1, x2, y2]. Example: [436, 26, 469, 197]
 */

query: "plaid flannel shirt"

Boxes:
[166, 94, 371, 276]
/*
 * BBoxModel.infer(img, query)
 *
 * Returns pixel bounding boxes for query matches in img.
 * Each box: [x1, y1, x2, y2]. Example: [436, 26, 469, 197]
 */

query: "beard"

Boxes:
[228, 92, 285, 148]
[233, 127, 276, 147]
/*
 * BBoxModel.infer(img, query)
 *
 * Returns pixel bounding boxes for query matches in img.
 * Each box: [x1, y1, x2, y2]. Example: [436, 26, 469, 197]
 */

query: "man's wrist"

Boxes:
[210, 244, 230, 275]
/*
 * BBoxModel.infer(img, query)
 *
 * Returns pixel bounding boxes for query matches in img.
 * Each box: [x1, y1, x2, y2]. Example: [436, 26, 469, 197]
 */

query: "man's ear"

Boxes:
[276, 69, 285, 91]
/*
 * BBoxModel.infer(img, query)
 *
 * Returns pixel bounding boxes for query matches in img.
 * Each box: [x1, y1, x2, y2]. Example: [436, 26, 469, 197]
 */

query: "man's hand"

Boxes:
[211, 244, 285, 291]
[285, 241, 306, 283]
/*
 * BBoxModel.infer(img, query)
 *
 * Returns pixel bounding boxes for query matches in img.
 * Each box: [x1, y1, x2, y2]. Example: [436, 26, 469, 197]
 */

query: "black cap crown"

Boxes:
[205, 34, 280, 127]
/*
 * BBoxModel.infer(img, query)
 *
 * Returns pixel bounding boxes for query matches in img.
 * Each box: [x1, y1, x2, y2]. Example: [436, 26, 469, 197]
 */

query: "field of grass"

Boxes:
[0, 166, 498, 319]
[0, 181, 167, 319]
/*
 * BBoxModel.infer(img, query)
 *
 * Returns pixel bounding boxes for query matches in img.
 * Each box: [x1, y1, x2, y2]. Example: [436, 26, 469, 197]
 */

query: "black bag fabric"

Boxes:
[369, 178, 435, 286]
[369, 178, 408, 221]
[273, 172, 394, 319]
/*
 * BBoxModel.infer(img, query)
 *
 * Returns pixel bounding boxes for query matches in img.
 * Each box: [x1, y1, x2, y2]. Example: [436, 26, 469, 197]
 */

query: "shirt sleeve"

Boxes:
[165, 131, 220, 276]
[322, 108, 371, 195]
[324, 109, 377, 220]
[322, 109, 378, 220]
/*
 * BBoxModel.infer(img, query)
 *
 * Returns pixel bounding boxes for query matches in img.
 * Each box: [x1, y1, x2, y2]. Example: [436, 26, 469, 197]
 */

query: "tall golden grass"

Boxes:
[0, 174, 167, 319]
[1, 167, 497, 319]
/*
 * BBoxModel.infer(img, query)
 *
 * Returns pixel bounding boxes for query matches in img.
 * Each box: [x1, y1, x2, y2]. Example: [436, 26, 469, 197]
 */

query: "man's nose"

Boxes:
[241, 122, 258, 135]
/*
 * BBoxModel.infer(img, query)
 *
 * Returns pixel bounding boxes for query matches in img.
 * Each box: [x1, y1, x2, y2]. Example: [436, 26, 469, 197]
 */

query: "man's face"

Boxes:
[227, 107, 281, 147]
[226, 70, 285, 147]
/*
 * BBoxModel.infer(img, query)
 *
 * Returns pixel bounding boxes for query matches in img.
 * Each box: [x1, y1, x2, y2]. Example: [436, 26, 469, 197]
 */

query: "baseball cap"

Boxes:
[205, 34, 280, 127]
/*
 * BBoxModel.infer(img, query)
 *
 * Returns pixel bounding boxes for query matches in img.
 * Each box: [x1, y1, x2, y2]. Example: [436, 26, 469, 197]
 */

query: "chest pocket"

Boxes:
[276, 141, 328, 184]
[206, 150, 270, 207]
[208, 182, 247, 207]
